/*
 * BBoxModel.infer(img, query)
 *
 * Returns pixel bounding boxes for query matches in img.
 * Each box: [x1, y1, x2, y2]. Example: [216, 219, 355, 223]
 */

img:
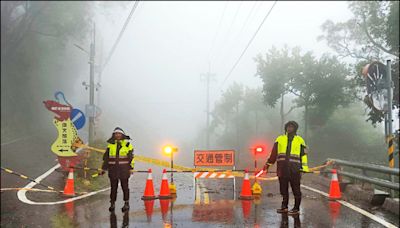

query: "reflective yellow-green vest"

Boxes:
[107, 139, 134, 168]
[276, 134, 309, 172]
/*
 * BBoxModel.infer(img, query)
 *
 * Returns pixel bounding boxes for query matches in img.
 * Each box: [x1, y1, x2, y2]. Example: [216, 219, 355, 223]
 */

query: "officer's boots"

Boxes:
[277, 196, 289, 213]
[288, 197, 301, 215]
[121, 201, 130, 212]
[109, 201, 115, 212]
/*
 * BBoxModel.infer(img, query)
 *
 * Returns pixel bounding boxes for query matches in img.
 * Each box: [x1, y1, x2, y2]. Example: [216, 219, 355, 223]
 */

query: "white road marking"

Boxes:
[301, 184, 397, 228]
[1, 135, 34, 146]
[17, 152, 110, 205]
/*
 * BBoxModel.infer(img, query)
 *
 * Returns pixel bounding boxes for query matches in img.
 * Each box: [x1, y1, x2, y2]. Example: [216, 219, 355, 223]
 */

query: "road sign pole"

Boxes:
[386, 60, 395, 198]
[88, 23, 96, 146]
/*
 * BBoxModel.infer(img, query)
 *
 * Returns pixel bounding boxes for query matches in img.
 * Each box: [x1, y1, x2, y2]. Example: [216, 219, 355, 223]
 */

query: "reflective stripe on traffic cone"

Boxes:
[142, 169, 157, 200]
[239, 169, 254, 200]
[63, 168, 75, 196]
[329, 169, 342, 200]
[158, 169, 172, 199]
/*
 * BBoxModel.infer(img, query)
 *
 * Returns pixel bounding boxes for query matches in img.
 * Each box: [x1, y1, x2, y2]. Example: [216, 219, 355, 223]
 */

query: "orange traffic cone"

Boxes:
[239, 169, 254, 200]
[241, 199, 252, 219]
[63, 168, 75, 196]
[329, 169, 342, 200]
[142, 169, 157, 200]
[158, 169, 172, 199]
[159, 199, 170, 221]
[144, 199, 155, 222]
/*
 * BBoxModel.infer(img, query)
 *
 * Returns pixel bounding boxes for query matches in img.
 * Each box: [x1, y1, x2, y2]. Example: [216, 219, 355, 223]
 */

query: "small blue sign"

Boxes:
[70, 108, 86, 130]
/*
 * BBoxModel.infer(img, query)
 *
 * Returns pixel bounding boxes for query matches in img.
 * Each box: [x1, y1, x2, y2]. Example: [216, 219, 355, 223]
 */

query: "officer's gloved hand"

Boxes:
[263, 164, 270, 171]
[99, 169, 106, 176]
[130, 167, 135, 175]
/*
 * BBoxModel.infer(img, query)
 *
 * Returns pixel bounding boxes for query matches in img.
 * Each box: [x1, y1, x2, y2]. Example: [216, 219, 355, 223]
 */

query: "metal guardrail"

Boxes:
[325, 158, 399, 194]
[327, 158, 399, 175]
[327, 169, 399, 191]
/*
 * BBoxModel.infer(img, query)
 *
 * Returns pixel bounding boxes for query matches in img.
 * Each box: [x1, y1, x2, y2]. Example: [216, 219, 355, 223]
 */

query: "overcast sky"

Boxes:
[81, 1, 356, 156]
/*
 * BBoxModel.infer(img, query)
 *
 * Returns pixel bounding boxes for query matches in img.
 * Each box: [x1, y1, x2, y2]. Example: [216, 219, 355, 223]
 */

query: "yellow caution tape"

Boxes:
[74, 143, 331, 181]
[5, 168, 13, 173]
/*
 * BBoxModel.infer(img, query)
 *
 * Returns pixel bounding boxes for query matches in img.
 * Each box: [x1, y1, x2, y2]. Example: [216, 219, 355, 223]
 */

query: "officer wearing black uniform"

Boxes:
[263, 121, 309, 215]
[100, 127, 134, 212]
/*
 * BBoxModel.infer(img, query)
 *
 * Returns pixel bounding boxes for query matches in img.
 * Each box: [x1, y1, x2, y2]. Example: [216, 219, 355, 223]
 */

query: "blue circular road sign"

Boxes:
[70, 108, 86, 130]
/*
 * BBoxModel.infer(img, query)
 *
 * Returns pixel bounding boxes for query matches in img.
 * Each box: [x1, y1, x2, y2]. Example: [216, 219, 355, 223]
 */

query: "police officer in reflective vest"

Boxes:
[101, 127, 135, 212]
[263, 121, 309, 215]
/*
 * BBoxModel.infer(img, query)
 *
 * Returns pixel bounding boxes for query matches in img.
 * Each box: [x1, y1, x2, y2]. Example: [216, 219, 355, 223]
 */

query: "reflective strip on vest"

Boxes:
[108, 161, 130, 165]
[109, 155, 128, 158]
[289, 159, 301, 163]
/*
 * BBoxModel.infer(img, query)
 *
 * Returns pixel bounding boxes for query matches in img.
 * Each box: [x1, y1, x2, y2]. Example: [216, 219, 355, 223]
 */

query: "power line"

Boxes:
[207, 2, 229, 65]
[219, 1, 277, 90]
[212, 1, 243, 66]
[217, 1, 260, 67]
[237, 1, 260, 36]
[101, 1, 140, 72]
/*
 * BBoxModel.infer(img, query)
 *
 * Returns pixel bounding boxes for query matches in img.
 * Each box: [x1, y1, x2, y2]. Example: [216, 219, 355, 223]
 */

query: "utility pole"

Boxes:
[201, 65, 215, 149]
[88, 23, 96, 146]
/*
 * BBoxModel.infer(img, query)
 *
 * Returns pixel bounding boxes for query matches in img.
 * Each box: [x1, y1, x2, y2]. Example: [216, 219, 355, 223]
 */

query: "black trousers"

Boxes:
[279, 174, 302, 209]
[110, 177, 129, 202]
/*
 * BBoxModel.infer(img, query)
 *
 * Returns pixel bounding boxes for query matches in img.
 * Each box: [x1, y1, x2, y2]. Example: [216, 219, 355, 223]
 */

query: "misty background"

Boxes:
[2, 1, 399, 169]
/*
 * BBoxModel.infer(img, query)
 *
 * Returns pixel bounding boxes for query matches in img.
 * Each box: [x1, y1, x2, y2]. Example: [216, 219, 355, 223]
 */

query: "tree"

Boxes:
[255, 46, 353, 139]
[209, 83, 283, 168]
[309, 103, 387, 166]
[210, 82, 244, 148]
[318, 1, 399, 126]
[1, 2, 94, 140]
[253, 46, 301, 131]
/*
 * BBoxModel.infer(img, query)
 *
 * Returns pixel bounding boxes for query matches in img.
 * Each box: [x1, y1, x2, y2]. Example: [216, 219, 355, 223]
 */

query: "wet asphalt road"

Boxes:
[1, 134, 68, 228]
[72, 162, 399, 228]
[1, 135, 399, 227]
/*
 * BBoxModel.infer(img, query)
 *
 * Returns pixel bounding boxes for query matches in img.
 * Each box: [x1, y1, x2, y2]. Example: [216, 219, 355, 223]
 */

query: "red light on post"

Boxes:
[254, 146, 264, 153]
